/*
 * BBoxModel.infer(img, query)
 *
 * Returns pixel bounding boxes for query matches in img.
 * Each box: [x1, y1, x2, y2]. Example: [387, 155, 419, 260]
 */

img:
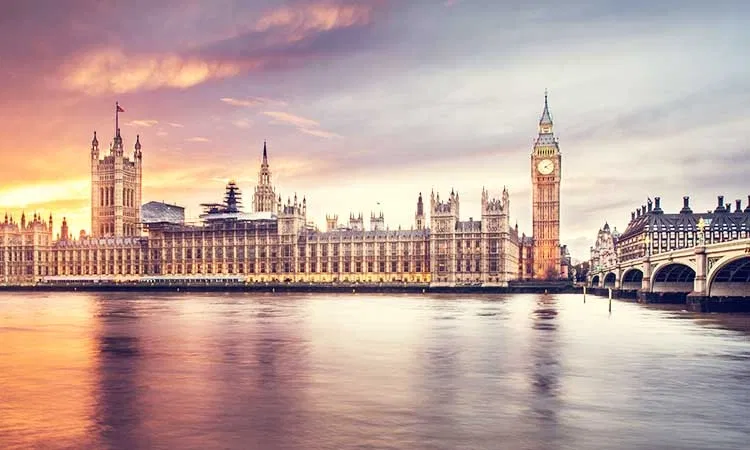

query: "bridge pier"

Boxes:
[641, 259, 651, 292]
[690, 246, 707, 296]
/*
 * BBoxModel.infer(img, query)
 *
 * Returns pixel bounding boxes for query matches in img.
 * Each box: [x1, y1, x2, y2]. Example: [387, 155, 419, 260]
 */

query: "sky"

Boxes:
[0, 0, 748, 261]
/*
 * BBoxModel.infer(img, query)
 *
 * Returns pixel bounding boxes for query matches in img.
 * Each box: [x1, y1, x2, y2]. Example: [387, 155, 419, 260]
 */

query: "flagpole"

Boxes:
[115, 101, 119, 134]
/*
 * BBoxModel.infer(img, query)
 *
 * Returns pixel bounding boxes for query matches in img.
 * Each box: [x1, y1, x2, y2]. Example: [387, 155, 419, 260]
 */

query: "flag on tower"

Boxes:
[116, 104, 125, 113]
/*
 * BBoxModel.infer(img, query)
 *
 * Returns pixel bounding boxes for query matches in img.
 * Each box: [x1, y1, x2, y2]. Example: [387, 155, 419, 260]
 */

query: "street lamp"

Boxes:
[697, 217, 706, 246]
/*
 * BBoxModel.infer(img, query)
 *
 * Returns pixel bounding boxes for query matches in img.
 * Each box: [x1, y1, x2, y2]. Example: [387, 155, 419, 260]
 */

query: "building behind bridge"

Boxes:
[590, 196, 750, 271]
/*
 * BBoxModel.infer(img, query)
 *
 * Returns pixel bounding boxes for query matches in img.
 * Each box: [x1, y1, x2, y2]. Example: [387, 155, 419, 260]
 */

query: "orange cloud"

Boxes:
[61, 49, 247, 95]
[221, 97, 285, 107]
[254, 2, 377, 43]
[186, 137, 210, 143]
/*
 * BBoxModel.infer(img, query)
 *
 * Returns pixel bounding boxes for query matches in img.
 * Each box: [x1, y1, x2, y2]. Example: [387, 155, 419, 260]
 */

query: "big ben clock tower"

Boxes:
[531, 91, 561, 279]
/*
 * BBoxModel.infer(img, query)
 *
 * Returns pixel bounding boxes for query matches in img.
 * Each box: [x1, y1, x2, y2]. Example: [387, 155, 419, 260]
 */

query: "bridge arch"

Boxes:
[591, 275, 600, 287]
[603, 272, 617, 288]
[708, 255, 750, 297]
[652, 263, 695, 293]
[621, 268, 643, 290]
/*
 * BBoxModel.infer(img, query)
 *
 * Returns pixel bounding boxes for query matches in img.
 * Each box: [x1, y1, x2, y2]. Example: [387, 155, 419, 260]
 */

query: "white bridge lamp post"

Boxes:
[697, 217, 706, 246]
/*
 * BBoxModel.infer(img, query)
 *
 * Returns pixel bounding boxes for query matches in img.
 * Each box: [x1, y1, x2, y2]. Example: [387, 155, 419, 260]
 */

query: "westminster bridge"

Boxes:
[587, 238, 750, 299]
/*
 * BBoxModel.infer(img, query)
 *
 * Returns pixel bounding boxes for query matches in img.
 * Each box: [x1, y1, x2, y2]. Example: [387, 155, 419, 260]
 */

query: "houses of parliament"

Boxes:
[0, 96, 569, 285]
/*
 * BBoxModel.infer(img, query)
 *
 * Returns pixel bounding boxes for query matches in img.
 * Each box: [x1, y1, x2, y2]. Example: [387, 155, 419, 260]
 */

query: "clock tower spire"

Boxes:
[531, 90, 561, 279]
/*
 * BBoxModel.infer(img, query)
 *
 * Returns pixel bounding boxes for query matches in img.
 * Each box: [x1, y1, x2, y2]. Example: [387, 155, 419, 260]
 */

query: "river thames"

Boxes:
[1, 292, 750, 450]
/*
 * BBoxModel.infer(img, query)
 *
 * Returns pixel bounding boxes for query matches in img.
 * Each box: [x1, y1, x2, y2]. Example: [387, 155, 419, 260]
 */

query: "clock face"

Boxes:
[537, 159, 554, 175]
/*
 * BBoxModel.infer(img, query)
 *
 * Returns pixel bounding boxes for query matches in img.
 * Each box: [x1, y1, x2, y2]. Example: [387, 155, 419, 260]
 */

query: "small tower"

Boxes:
[326, 214, 338, 231]
[254, 141, 277, 213]
[415, 193, 425, 230]
[429, 188, 460, 286]
[60, 217, 69, 242]
[349, 213, 364, 231]
[370, 211, 385, 232]
[278, 194, 307, 235]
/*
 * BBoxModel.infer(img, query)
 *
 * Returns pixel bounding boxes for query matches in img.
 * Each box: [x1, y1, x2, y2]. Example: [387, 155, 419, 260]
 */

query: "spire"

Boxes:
[135, 134, 141, 151]
[263, 140, 268, 164]
[539, 89, 552, 126]
[92, 131, 98, 147]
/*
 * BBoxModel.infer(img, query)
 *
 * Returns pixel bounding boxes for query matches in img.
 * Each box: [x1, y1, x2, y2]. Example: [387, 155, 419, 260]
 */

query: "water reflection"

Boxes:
[2, 292, 750, 450]
[0, 294, 99, 449]
[92, 295, 146, 448]
[528, 294, 562, 448]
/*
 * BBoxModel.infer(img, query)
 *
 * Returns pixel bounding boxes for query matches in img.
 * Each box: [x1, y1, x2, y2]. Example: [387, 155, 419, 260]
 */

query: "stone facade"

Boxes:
[590, 222, 620, 273]
[0, 213, 54, 282]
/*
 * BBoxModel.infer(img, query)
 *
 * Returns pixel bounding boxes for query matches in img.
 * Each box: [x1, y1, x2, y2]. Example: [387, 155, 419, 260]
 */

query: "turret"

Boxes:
[326, 214, 338, 231]
[113, 127, 123, 156]
[415, 192, 425, 230]
[91, 131, 99, 160]
[60, 217, 69, 241]
[370, 210, 385, 231]
[134, 134, 142, 158]
[20, 212, 25, 229]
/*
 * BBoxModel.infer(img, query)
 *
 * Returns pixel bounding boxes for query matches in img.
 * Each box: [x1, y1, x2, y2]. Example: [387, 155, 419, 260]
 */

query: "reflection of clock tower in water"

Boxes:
[531, 91, 561, 279]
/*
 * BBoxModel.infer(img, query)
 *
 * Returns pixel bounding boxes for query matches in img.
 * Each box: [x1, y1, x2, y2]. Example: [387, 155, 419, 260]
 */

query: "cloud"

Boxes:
[125, 119, 158, 127]
[168, 122, 184, 128]
[231, 119, 253, 129]
[262, 110, 341, 139]
[262, 111, 320, 128]
[186, 137, 210, 142]
[61, 48, 246, 95]
[221, 97, 285, 107]
[156, 130, 168, 137]
[253, 1, 379, 41]
[299, 128, 342, 139]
